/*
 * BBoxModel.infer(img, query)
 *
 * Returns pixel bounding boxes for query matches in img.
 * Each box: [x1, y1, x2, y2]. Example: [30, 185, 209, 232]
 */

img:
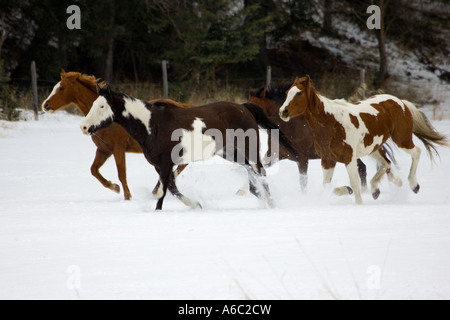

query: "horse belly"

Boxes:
[174, 118, 218, 164]
[355, 134, 385, 158]
[179, 133, 217, 163]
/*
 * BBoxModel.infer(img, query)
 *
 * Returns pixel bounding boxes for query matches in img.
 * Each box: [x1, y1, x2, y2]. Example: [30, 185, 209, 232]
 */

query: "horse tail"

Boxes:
[381, 142, 398, 167]
[403, 100, 449, 160]
[241, 103, 299, 161]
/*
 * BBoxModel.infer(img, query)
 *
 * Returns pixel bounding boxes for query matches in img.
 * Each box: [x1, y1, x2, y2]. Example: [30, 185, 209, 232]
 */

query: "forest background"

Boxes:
[0, 0, 449, 119]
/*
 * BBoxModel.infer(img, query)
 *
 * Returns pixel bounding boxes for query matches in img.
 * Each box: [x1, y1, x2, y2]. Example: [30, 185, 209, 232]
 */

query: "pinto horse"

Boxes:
[279, 75, 449, 204]
[81, 86, 297, 210]
[249, 84, 370, 192]
[42, 70, 192, 200]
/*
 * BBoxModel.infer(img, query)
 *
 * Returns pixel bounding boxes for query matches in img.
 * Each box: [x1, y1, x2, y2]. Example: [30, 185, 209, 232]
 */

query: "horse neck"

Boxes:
[114, 98, 152, 146]
[73, 82, 99, 116]
[304, 88, 328, 125]
[265, 100, 282, 118]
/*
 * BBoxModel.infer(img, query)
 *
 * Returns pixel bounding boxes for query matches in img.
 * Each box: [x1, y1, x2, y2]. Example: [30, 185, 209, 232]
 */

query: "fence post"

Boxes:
[266, 65, 272, 88]
[162, 60, 169, 99]
[30, 61, 39, 121]
[360, 68, 366, 100]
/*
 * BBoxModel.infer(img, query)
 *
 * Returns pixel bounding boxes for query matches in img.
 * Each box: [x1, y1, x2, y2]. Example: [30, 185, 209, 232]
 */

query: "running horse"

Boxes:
[42, 70, 193, 200]
[249, 84, 370, 193]
[81, 85, 297, 210]
[279, 75, 449, 204]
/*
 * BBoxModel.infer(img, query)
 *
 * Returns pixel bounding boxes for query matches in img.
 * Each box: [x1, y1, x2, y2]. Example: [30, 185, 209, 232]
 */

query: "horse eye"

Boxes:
[59, 87, 65, 91]
[297, 92, 302, 96]
[100, 105, 105, 109]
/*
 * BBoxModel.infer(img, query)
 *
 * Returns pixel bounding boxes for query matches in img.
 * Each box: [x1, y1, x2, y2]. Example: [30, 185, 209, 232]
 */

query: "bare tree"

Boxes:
[0, 13, 8, 60]
[323, 0, 334, 32]
[374, 0, 388, 89]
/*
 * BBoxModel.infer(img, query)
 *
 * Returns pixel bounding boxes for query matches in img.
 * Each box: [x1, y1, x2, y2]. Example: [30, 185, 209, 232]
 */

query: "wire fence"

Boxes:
[5, 62, 450, 120]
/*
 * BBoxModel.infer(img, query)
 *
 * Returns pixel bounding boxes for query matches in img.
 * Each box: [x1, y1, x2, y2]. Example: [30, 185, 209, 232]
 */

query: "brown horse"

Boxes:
[42, 70, 192, 200]
[279, 75, 449, 204]
[80, 86, 298, 210]
[249, 84, 370, 193]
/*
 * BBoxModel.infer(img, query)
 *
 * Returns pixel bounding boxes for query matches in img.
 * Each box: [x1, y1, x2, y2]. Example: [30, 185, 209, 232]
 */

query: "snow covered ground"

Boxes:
[1, 112, 450, 300]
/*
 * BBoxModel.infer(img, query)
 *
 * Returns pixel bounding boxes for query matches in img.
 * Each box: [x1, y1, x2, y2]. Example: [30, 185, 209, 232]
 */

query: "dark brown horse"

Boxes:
[249, 84, 369, 193]
[81, 86, 298, 210]
[42, 71, 192, 200]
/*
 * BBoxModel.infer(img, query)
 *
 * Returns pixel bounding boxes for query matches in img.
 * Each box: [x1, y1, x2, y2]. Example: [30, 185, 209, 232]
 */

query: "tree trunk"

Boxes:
[374, 0, 388, 89]
[0, 13, 8, 59]
[104, 38, 114, 84]
[104, 1, 115, 84]
[323, 0, 334, 32]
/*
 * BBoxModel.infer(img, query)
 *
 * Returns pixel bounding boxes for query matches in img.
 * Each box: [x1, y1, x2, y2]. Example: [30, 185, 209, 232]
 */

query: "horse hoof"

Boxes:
[333, 186, 353, 196]
[112, 184, 120, 194]
[236, 189, 247, 196]
[372, 189, 381, 200]
[413, 184, 420, 194]
[124, 194, 132, 201]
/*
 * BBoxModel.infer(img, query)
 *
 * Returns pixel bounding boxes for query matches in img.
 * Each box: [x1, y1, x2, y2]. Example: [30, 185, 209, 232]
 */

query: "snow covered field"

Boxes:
[1, 112, 450, 300]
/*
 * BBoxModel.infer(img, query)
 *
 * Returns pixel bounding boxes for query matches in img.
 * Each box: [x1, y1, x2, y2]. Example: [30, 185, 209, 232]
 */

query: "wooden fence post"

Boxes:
[162, 60, 169, 99]
[266, 65, 272, 88]
[30, 61, 39, 121]
[360, 68, 366, 100]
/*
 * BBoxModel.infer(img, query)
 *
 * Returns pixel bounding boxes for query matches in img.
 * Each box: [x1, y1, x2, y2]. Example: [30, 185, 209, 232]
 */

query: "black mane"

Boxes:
[265, 82, 292, 104]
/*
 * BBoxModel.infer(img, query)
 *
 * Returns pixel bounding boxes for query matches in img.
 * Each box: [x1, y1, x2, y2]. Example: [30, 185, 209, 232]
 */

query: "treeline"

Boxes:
[0, 0, 448, 88]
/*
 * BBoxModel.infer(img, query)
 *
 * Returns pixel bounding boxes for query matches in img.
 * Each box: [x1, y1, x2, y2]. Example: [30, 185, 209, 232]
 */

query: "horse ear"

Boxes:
[305, 75, 311, 85]
[261, 88, 267, 98]
[61, 69, 66, 78]
[96, 83, 103, 94]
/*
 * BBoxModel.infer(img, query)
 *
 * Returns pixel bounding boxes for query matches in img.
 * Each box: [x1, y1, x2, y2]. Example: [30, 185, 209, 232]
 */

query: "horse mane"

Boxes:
[265, 82, 293, 104]
[63, 72, 106, 93]
[78, 73, 106, 91]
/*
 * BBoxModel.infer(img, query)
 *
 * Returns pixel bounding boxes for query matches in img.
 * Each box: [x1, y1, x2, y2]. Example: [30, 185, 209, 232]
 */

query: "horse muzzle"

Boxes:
[42, 103, 55, 114]
[81, 124, 95, 136]
[279, 107, 290, 122]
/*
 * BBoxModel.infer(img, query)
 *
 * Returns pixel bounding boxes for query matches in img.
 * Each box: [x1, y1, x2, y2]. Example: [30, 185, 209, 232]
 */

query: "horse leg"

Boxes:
[152, 164, 188, 197]
[113, 147, 132, 200]
[378, 148, 403, 187]
[155, 165, 172, 211]
[298, 158, 309, 193]
[356, 159, 368, 193]
[246, 163, 275, 208]
[401, 146, 422, 194]
[91, 149, 120, 194]
[167, 175, 202, 210]
[322, 159, 351, 196]
[346, 159, 363, 204]
[322, 158, 336, 187]
[369, 149, 391, 200]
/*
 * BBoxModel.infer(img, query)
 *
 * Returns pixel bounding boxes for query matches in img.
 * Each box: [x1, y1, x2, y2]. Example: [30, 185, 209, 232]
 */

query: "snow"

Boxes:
[1, 112, 450, 300]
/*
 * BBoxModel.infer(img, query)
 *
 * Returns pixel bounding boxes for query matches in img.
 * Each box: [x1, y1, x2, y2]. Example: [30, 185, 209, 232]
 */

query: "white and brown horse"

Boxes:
[279, 75, 448, 204]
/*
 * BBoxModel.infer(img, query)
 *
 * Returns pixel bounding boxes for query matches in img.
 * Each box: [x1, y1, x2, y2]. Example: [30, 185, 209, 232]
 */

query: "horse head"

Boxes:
[279, 75, 311, 122]
[42, 70, 78, 113]
[42, 70, 101, 115]
[80, 85, 116, 135]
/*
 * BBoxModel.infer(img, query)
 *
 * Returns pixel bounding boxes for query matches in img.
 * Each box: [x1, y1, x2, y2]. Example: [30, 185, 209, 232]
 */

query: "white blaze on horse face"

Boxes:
[81, 96, 114, 135]
[41, 81, 61, 112]
[279, 86, 301, 121]
[122, 97, 152, 134]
